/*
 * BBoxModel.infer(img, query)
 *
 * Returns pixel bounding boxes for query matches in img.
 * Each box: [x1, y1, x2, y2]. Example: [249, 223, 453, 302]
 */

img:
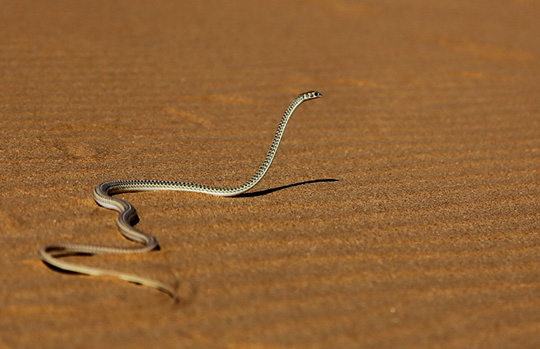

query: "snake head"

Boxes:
[301, 91, 322, 100]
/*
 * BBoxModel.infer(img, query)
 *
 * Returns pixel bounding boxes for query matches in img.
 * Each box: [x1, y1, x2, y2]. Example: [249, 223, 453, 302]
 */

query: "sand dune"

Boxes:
[1, 1, 539, 347]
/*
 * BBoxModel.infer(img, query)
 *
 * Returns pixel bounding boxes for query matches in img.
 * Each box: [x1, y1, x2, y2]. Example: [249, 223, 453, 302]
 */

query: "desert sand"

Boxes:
[1, 1, 539, 347]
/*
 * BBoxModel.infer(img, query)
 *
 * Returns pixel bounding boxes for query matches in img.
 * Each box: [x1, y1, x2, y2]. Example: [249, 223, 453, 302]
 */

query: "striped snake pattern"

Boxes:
[39, 91, 322, 302]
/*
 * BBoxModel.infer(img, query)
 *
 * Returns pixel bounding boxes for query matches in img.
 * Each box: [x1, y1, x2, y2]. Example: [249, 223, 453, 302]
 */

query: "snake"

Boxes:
[39, 90, 322, 302]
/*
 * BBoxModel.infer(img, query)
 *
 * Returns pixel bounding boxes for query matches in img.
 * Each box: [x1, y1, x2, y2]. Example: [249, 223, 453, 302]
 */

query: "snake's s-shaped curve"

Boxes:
[39, 91, 322, 302]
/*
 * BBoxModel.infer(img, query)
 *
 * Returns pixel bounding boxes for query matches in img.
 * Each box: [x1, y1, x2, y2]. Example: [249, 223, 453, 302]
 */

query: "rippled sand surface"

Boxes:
[1, 1, 539, 347]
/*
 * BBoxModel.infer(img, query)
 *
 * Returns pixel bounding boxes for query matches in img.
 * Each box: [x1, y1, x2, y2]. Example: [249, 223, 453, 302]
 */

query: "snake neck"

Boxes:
[231, 94, 306, 195]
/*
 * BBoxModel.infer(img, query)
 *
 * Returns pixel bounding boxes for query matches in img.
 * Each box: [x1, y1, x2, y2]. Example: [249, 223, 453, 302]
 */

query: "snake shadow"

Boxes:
[235, 178, 339, 197]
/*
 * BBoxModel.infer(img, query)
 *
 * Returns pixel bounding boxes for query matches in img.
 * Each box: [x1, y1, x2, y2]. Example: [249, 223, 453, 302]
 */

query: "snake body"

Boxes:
[39, 90, 322, 302]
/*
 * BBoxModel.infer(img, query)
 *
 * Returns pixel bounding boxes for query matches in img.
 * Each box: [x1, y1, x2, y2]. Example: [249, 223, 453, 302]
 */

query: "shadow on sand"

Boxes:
[235, 178, 339, 197]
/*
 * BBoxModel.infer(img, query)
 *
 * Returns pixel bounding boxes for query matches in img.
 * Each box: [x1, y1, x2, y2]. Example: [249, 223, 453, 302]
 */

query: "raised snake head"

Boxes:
[301, 91, 323, 100]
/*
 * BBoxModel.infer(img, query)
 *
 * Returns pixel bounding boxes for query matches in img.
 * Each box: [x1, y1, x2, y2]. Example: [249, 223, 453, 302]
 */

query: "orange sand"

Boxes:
[1, 1, 539, 347]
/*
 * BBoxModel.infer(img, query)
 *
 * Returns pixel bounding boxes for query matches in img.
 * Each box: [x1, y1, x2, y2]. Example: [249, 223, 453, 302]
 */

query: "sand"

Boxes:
[1, 0, 539, 347]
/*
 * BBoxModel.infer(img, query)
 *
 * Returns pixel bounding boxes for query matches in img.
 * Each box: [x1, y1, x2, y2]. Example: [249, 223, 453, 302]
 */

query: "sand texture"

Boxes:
[1, 1, 539, 347]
